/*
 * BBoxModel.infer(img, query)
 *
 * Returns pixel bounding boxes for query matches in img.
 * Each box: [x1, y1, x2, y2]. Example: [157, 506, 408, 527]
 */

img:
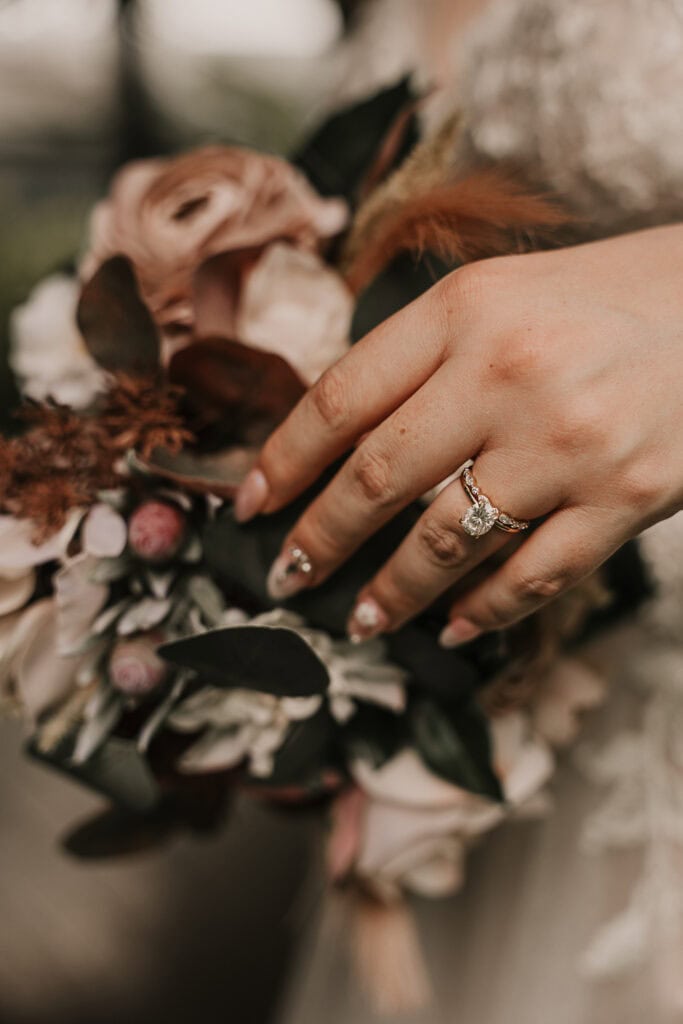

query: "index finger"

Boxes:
[233, 283, 452, 521]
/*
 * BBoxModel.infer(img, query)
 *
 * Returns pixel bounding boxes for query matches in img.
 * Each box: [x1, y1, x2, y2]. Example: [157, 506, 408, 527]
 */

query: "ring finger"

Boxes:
[346, 455, 561, 640]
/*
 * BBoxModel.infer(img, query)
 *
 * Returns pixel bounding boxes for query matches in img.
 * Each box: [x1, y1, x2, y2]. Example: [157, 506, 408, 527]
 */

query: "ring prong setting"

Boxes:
[460, 497, 499, 538]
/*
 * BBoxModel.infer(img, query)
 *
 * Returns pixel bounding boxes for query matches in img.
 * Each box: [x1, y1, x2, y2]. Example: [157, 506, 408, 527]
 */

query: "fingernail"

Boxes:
[234, 469, 269, 523]
[267, 544, 314, 600]
[347, 596, 389, 644]
[439, 617, 482, 648]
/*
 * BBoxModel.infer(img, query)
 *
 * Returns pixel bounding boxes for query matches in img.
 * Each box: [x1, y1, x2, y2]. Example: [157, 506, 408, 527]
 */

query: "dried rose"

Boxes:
[128, 500, 186, 563]
[109, 636, 167, 696]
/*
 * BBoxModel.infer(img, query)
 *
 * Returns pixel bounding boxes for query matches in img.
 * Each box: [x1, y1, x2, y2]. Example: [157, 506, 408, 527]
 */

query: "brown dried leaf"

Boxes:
[77, 256, 160, 373]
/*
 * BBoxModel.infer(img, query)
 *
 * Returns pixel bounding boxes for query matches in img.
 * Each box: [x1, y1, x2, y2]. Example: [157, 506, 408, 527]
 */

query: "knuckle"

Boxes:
[311, 366, 350, 431]
[510, 568, 572, 604]
[487, 329, 548, 385]
[443, 261, 494, 317]
[350, 446, 396, 507]
[417, 516, 469, 569]
[619, 466, 660, 508]
[549, 395, 607, 453]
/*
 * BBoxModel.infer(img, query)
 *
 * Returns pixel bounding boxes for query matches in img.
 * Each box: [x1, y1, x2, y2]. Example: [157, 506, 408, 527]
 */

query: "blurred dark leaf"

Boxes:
[340, 703, 408, 769]
[202, 489, 424, 636]
[294, 77, 418, 201]
[249, 707, 335, 789]
[160, 626, 330, 697]
[387, 622, 483, 701]
[62, 805, 175, 858]
[76, 256, 160, 373]
[412, 698, 503, 802]
[169, 337, 305, 445]
[28, 735, 162, 813]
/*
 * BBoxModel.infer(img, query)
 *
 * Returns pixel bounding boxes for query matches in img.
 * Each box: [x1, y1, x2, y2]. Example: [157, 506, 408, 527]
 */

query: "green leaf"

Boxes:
[340, 703, 408, 769]
[251, 707, 335, 789]
[28, 735, 162, 813]
[201, 490, 424, 636]
[412, 699, 504, 802]
[293, 77, 418, 201]
[76, 256, 160, 373]
[159, 626, 330, 697]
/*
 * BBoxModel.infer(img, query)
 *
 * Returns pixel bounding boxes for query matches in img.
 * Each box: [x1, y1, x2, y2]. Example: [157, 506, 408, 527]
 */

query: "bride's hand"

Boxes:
[234, 225, 683, 646]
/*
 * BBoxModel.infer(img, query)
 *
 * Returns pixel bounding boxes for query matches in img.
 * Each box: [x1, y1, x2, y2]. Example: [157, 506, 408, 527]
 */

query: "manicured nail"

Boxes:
[347, 596, 389, 644]
[234, 468, 269, 523]
[439, 617, 482, 648]
[267, 544, 314, 600]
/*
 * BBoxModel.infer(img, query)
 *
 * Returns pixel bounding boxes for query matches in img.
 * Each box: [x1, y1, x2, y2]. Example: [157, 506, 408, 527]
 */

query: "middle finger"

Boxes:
[265, 364, 484, 599]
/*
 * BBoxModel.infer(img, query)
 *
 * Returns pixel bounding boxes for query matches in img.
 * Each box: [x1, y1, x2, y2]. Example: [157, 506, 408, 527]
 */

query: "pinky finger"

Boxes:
[439, 507, 627, 647]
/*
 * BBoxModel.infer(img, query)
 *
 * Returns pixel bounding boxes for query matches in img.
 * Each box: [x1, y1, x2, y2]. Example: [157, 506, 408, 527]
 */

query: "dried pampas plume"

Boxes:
[343, 113, 569, 295]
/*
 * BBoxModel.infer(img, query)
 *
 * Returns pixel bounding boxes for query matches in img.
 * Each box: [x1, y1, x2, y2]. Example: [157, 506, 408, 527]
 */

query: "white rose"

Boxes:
[348, 712, 554, 898]
[235, 243, 353, 385]
[10, 274, 106, 409]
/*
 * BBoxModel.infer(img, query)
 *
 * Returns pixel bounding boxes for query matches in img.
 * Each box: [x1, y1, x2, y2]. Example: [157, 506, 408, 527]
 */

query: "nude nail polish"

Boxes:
[347, 596, 389, 643]
[267, 545, 314, 600]
[439, 617, 482, 648]
[234, 468, 269, 523]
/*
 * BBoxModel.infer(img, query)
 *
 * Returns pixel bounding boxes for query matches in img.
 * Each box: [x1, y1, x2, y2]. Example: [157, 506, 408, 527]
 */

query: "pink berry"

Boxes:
[109, 637, 167, 697]
[128, 500, 186, 563]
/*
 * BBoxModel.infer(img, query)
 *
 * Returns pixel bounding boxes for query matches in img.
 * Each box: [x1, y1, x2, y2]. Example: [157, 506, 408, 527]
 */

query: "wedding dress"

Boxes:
[278, 2, 683, 1022]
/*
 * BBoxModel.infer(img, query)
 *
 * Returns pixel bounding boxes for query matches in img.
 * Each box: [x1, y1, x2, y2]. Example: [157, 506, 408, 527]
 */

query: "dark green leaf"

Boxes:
[159, 626, 330, 697]
[249, 707, 335, 789]
[62, 806, 175, 858]
[202, 483, 423, 636]
[412, 699, 503, 802]
[27, 735, 162, 813]
[387, 622, 482, 702]
[340, 703, 408, 769]
[293, 77, 418, 201]
[76, 256, 160, 373]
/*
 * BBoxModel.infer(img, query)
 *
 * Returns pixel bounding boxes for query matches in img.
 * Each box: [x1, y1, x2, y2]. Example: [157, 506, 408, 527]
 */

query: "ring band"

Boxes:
[459, 465, 530, 538]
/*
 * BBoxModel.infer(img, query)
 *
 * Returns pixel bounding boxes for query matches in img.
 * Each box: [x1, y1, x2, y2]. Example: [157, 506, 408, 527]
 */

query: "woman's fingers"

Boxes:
[264, 366, 484, 599]
[234, 285, 452, 523]
[344, 453, 559, 639]
[439, 507, 626, 645]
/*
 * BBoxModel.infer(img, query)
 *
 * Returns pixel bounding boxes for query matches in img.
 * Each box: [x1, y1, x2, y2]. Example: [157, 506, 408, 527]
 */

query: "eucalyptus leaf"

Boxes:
[116, 596, 172, 636]
[71, 688, 125, 765]
[160, 626, 330, 697]
[90, 556, 135, 583]
[187, 575, 227, 627]
[76, 256, 160, 373]
[137, 676, 187, 754]
[412, 699, 504, 802]
[92, 598, 132, 636]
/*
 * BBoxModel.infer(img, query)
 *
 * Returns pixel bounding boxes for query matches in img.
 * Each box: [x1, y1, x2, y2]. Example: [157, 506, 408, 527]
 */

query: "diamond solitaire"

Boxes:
[460, 497, 500, 538]
[459, 465, 531, 538]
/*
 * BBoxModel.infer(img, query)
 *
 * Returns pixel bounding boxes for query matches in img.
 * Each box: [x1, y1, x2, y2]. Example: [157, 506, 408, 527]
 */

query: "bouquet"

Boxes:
[3, 83, 649, 1012]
